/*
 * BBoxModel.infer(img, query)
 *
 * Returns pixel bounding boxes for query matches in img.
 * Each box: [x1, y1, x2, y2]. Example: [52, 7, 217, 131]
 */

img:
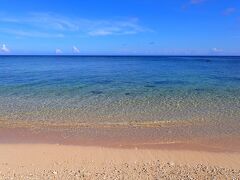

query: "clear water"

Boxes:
[0, 56, 239, 126]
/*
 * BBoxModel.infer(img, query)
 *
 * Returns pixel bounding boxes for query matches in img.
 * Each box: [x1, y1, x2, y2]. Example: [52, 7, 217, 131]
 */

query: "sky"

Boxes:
[0, 0, 239, 55]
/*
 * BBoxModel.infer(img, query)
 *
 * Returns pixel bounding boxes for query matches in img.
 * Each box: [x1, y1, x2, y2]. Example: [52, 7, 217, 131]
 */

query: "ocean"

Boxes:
[0, 56, 239, 129]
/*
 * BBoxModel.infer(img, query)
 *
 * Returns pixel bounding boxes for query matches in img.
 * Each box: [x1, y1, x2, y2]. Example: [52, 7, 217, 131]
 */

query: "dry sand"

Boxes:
[0, 144, 240, 179]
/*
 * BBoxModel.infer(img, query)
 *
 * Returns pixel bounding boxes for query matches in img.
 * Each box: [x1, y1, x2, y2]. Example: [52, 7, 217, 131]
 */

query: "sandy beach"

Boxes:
[0, 144, 240, 179]
[0, 126, 240, 179]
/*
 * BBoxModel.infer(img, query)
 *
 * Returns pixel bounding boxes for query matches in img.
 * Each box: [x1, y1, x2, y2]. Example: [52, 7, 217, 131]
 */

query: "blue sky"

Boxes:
[0, 0, 239, 55]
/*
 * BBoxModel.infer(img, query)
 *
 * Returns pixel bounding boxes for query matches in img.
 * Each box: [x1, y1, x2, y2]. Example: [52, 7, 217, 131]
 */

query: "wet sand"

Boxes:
[1, 122, 240, 151]
[0, 125, 240, 179]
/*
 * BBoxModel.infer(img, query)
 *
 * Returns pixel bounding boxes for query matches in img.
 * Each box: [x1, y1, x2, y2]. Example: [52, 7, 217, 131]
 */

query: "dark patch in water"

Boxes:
[211, 76, 240, 82]
[144, 85, 156, 88]
[194, 88, 205, 92]
[91, 90, 103, 95]
[193, 88, 214, 94]
[76, 86, 84, 90]
[154, 80, 186, 85]
[125, 93, 131, 96]
[55, 92, 63, 96]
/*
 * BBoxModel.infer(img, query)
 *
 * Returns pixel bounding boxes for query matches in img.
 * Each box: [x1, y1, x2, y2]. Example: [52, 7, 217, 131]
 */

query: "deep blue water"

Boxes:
[0, 56, 239, 125]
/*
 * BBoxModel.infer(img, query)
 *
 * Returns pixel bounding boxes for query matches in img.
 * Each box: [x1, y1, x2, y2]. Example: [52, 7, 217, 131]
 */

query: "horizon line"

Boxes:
[0, 54, 240, 57]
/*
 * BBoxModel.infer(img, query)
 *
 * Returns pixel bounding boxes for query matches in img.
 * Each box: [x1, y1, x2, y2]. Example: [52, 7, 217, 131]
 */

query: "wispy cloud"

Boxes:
[88, 18, 149, 36]
[211, 48, 222, 53]
[0, 13, 150, 38]
[0, 13, 79, 31]
[0, 28, 64, 38]
[72, 46, 80, 53]
[1, 44, 10, 53]
[55, 48, 62, 54]
[223, 8, 236, 16]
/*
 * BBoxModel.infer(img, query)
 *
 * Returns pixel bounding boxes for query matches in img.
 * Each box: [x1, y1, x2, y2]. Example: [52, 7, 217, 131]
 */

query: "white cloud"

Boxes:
[0, 13, 150, 38]
[55, 48, 62, 54]
[72, 46, 80, 53]
[1, 44, 10, 53]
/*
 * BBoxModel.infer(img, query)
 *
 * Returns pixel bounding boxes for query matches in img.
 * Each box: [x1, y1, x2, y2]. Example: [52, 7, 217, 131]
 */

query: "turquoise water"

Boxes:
[0, 56, 239, 126]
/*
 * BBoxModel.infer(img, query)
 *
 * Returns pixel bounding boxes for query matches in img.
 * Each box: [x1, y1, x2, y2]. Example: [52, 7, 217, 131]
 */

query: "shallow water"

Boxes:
[0, 56, 239, 127]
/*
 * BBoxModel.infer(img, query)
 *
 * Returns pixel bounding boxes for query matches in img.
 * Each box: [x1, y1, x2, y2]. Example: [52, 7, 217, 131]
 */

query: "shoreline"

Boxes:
[1, 125, 240, 152]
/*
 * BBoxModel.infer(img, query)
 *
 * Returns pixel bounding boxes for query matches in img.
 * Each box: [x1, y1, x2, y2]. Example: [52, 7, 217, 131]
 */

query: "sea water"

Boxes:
[0, 56, 239, 127]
